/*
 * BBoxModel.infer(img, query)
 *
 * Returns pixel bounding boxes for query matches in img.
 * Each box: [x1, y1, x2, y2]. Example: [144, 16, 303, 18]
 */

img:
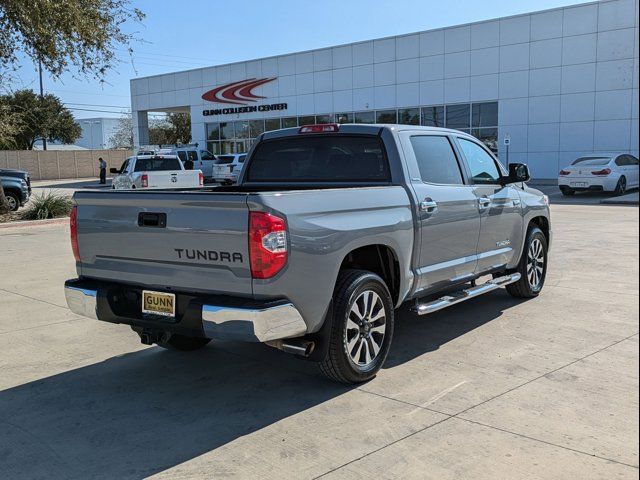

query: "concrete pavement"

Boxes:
[0, 203, 637, 479]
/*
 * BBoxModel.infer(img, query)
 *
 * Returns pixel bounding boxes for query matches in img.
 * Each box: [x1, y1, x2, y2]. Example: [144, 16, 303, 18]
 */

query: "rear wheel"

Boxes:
[506, 227, 548, 298]
[157, 334, 211, 351]
[318, 269, 394, 384]
[615, 176, 627, 195]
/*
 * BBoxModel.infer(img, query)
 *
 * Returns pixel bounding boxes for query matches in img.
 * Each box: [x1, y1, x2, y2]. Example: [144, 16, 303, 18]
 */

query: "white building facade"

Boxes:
[130, 0, 639, 180]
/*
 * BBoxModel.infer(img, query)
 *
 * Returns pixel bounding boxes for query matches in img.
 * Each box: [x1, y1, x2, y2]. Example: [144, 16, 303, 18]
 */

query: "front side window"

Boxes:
[187, 151, 198, 161]
[410, 136, 464, 185]
[200, 150, 216, 160]
[458, 138, 501, 185]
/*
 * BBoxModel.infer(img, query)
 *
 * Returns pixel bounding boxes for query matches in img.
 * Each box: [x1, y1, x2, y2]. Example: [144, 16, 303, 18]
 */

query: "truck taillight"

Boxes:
[591, 168, 611, 176]
[141, 174, 148, 187]
[298, 123, 339, 134]
[70, 206, 80, 262]
[249, 211, 287, 279]
[198, 171, 204, 186]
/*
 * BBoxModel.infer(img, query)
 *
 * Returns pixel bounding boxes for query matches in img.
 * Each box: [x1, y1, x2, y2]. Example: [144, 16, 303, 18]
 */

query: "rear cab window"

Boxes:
[134, 157, 182, 172]
[246, 135, 390, 183]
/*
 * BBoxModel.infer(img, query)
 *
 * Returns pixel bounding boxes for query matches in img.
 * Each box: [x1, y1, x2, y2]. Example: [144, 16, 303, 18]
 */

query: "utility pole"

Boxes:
[38, 60, 47, 150]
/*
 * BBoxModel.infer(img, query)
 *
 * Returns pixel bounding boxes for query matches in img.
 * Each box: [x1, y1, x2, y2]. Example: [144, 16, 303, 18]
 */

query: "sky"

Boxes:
[11, 0, 588, 119]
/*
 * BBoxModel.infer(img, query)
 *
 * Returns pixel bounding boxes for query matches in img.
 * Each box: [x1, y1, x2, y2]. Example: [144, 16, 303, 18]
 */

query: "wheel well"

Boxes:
[339, 245, 400, 304]
[529, 216, 549, 243]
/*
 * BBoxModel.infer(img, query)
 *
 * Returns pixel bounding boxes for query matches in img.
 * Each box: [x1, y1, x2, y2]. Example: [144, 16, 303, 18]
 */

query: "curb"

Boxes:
[0, 216, 69, 229]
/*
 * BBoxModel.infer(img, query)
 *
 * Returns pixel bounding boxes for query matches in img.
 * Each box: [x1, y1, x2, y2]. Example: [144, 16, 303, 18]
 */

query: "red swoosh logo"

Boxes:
[202, 78, 276, 105]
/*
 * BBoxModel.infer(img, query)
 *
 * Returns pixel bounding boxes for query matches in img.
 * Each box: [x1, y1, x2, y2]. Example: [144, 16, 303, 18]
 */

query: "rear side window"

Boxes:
[200, 150, 215, 160]
[238, 155, 246, 163]
[134, 157, 182, 171]
[458, 138, 501, 185]
[410, 136, 464, 185]
[247, 135, 390, 182]
[187, 151, 198, 161]
[176, 151, 187, 161]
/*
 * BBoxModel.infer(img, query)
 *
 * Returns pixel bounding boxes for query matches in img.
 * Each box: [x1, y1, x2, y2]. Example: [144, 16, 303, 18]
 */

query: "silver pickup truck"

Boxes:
[65, 124, 551, 383]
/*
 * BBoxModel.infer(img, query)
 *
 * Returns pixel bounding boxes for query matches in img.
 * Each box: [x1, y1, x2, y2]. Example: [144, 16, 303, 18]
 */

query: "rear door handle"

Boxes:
[420, 198, 438, 214]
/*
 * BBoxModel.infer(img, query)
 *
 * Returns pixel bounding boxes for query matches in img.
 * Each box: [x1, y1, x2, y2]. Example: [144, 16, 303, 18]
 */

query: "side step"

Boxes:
[412, 273, 521, 315]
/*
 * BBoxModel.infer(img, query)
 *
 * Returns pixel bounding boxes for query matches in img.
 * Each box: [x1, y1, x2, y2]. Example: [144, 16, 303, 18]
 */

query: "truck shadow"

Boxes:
[0, 291, 520, 479]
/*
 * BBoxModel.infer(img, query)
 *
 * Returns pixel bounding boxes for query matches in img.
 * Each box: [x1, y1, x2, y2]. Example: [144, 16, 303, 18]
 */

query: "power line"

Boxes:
[65, 102, 130, 109]
[116, 48, 220, 64]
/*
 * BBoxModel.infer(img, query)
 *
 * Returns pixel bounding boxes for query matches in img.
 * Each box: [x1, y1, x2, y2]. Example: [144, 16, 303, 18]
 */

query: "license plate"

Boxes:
[571, 182, 588, 188]
[142, 290, 176, 317]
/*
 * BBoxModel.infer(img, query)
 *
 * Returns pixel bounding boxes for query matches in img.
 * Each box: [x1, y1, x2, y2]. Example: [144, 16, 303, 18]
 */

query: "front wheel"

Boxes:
[506, 227, 548, 298]
[4, 191, 20, 211]
[318, 269, 394, 383]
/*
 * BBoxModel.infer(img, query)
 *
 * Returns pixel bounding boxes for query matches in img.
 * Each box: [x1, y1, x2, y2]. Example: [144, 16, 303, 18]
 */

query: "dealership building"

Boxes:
[130, 0, 639, 180]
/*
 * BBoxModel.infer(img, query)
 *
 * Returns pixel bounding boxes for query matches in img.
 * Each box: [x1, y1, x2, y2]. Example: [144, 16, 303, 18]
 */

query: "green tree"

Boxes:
[148, 113, 191, 146]
[0, 0, 144, 82]
[0, 89, 82, 149]
[108, 114, 134, 149]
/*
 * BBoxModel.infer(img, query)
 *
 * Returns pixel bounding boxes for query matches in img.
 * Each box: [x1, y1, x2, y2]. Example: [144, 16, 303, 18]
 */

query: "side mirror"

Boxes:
[109, 168, 119, 174]
[504, 163, 530, 184]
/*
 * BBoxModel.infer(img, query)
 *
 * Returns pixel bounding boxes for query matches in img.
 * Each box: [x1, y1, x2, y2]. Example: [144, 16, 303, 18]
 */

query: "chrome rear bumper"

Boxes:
[64, 281, 307, 342]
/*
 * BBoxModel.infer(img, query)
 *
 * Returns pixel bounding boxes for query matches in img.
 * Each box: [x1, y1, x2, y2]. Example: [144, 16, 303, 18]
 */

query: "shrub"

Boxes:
[21, 191, 73, 220]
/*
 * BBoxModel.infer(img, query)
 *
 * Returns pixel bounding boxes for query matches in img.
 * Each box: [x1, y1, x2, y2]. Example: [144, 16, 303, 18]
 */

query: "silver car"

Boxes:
[212, 153, 246, 184]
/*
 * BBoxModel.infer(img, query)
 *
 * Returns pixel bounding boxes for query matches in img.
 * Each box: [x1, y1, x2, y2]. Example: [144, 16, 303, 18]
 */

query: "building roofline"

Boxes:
[131, 0, 600, 82]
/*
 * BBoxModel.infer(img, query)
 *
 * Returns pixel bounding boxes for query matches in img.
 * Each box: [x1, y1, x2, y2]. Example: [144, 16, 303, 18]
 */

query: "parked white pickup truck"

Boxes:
[110, 155, 204, 190]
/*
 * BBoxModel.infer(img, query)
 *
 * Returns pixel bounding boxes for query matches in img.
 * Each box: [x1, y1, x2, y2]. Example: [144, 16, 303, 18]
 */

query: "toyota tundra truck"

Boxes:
[65, 124, 551, 383]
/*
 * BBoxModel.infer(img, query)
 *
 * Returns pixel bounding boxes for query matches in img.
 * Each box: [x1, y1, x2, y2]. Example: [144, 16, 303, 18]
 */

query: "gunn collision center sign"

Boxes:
[202, 78, 287, 116]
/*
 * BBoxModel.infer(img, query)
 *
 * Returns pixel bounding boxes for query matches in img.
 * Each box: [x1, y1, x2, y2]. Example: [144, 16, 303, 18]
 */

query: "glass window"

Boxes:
[376, 110, 397, 124]
[187, 151, 198, 161]
[410, 136, 464, 185]
[134, 157, 182, 172]
[200, 150, 216, 160]
[265, 118, 281, 131]
[472, 102, 498, 128]
[335, 113, 353, 124]
[458, 138, 501, 185]
[247, 135, 390, 183]
[316, 114, 334, 124]
[282, 117, 298, 128]
[234, 121, 249, 139]
[298, 115, 315, 126]
[220, 122, 234, 140]
[472, 128, 498, 154]
[206, 142, 220, 155]
[354, 111, 375, 123]
[446, 104, 470, 130]
[220, 141, 235, 154]
[398, 108, 420, 125]
[421, 106, 445, 127]
[628, 155, 639, 166]
[572, 157, 611, 166]
[249, 120, 265, 137]
[206, 123, 220, 140]
[176, 151, 187, 161]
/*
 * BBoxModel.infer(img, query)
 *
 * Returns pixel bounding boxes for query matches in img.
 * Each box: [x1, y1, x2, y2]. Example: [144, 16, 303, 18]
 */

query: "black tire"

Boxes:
[318, 269, 394, 384]
[157, 334, 211, 351]
[506, 226, 548, 298]
[4, 191, 20, 211]
[561, 188, 575, 196]
[614, 176, 627, 195]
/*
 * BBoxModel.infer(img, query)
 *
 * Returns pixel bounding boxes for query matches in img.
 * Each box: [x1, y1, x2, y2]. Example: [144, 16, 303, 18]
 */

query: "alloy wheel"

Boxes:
[6, 195, 17, 211]
[344, 290, 387, 367]
[527, 238, 545, 289]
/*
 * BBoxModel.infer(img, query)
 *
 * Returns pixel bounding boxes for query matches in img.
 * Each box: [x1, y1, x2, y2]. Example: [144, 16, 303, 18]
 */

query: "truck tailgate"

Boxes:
[74, 190, 252, 295]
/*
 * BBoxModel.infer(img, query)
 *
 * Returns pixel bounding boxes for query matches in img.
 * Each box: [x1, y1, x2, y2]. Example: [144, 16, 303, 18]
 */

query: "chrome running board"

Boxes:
[412, 273, 521, 315]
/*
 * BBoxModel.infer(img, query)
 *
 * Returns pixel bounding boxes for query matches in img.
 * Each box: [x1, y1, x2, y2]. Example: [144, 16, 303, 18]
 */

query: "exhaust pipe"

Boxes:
[267, 339, 315, 357]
